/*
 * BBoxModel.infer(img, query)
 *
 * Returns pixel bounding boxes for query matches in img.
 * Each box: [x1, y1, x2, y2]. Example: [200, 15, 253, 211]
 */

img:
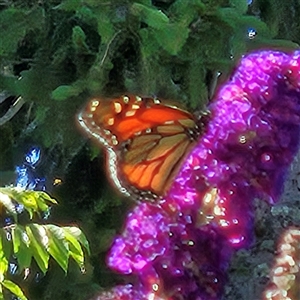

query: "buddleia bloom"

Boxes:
[95, 50, 300, 300]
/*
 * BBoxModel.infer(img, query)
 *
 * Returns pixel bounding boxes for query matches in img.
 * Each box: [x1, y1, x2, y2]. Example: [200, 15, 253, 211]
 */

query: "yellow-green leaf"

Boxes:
[0, 286, 3, 300]
[12, 226, 32, 270]
[0, 188, 57, 219]
[64, 229, 84, 267]
[0, 235, 8, 280]
[26, 225, 49, 274]
[45, 225, 69, 273]
[35, 191, 57, 213]
[64, 227, 90, 255]
[1, 279, 27, 300]
[0, 230, 12, 264]
[35, 191, 57, 205]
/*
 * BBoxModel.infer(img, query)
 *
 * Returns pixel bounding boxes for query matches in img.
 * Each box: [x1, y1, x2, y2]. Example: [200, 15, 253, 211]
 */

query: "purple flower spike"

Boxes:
[107, 203, 233, 300]
[166, 50, 300, 248]
[101, 50, 300, 300]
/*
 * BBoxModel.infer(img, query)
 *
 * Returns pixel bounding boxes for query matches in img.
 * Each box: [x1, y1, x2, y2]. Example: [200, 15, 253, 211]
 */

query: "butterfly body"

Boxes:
[78, 95, 201, 200]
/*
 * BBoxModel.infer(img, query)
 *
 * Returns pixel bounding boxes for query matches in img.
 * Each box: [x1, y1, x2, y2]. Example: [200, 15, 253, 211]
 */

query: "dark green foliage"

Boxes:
[1, 0, 300, 299]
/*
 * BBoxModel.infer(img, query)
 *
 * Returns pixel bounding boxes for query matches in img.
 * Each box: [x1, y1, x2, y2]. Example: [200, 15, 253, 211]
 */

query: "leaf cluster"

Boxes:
[0, 188, 90, 300]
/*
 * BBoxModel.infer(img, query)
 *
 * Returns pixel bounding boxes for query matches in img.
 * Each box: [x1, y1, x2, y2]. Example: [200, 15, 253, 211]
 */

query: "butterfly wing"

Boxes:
[77, 95, 199, 199]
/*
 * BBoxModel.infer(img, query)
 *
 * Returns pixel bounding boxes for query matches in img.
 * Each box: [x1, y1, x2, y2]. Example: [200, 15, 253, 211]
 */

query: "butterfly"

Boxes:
[77, 94, 205, 200]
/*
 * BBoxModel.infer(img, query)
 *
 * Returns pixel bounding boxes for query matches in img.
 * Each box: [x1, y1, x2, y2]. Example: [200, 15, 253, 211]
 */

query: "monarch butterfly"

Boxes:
[77, 94, 205, 200]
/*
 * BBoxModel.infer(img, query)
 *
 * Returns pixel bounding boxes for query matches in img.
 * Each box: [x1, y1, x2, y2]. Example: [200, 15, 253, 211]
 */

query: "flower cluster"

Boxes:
[94, 50, 300, 299]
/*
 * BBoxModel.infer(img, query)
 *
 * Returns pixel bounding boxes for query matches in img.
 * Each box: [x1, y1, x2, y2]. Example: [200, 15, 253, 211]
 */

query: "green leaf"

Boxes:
[0, 191, 17, 219]
[135, 0, 152, 5]
[72, 26, 90, 53]
[0, 188, 57, 219]
[45, 225, 69, 273]
[0, 234, 8, 281]
[0, 9, 30, 56]
[169, 0, 205, 25]
[247, 37, 299, 52]
[154, 23, 189, 55]
[1, 279, 27, 300]
[26, 225, 49, 274]
[0, 75, 19, 95]
[35, 191, 57, 212]
[230, 0, 248, 14]
[12, 226, 32, 271]
[64, 227, 90, 255]
[76, 7, 97, 26]
[0, 230, 12, 266]
[64, 229, 84, 267]
[131, 3, 169, 29]
[18, 193, 37, 219]
[96, 8, 115, 43]
[53, 0, 81, 11]
[0, 7, 44, 57]
[139, 29, 160, 58]
[51, 85, 80, 101]
[51, 81, 85, 101]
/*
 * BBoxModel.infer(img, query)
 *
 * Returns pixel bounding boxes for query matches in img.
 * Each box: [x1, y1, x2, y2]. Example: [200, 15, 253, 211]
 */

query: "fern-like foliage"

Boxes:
[0, 187, 90, 300]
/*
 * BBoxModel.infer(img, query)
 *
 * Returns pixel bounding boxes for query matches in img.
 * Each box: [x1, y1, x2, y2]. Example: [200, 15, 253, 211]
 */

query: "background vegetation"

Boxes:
[1, 0, 300, 299]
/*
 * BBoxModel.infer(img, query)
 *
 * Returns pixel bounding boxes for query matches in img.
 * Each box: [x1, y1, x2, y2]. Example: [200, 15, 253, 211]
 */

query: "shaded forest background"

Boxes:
[1, 0, 300, 299]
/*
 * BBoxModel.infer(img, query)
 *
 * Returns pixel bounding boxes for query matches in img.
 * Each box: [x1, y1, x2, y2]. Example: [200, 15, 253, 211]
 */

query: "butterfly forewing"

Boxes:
[78, 94, 199, 200]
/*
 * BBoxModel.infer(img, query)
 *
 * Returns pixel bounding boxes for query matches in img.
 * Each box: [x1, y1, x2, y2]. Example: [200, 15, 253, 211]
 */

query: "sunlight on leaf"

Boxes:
[45, 225, 69, 273]
[0, 230, 11, 268]
[0, 236, 8, 281]
[64, 229, 84, 267]
[0, 188, 57, 220]
[1, 279, 27, 300]
[64, 227, 90, 255]
[26, 225, 49, 274]
[12, 226, 32, 271]
[0, 191, 17, 219]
